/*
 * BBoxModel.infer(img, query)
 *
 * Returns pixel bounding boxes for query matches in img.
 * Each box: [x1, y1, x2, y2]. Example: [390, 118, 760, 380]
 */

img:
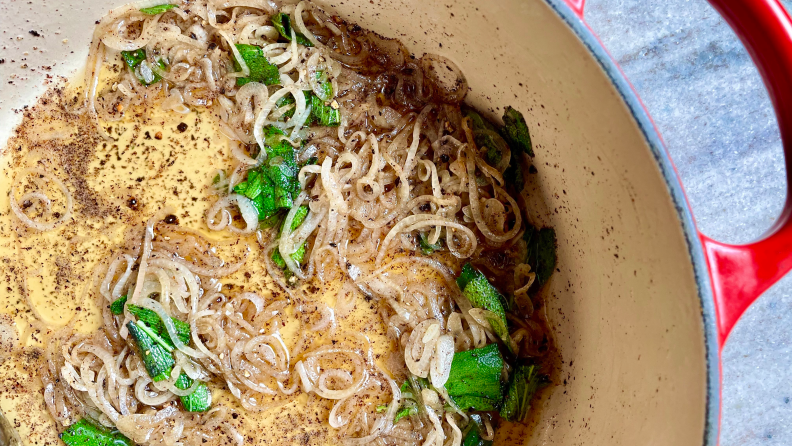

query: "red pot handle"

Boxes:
[564, 0, 792, 347]
[696, 0, 792, 347]
[563, 0, 585, 18]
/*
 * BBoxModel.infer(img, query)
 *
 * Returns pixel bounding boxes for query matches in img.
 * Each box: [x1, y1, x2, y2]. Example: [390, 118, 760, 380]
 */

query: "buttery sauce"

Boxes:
[0, 50, 556, 446]
[0, 71, 412, 445]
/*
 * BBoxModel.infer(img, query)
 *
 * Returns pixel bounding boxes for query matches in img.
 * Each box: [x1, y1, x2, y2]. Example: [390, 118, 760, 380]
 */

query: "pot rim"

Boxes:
[544, 1, 721, 444]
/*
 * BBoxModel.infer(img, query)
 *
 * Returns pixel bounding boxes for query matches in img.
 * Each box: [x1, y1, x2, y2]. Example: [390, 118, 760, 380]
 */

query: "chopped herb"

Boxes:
[263, 125, 292, 153]
[408, 375, 431, 394]
[271, 205, 310, 271]
[120, 49, 146, 69]
[109, 295, 127, 315]
[476, 130, 509, 167]
[464, 106, 531, 191]
[272, 78, 338, 127]
[233, 126, 302, 223]
[275, 94, 296, 120]
[383, 380, 423, 423]
[127, 304, 191, 346]
[266, 156, 300, 203]
[271, 243, 306, 270]
[259, 210, 285, 229]
[399, 380, 412, 394]
[308, 92, 341, 126]
[120, 49, 167, 85]
[266, 152, 300, 208]
[126, 321, 174, 382]
[319, 81, 333, 101]
[135, 320, 174, 352]
[238, 169, 267, 200]
[465, 110, 503, 163]
[281, 71, 335, 124]
[59, 418, 133, 446]
[450, 395, 501, 412]
[240, 173, 277, 221]
[461, 415, 493, 446]
[146, 59, 168, 84]
[233, 44, 280, 87]
[523, 224, 557, 288]
[455, 263, 479, 291]
[271, 13, 314, 47]
[465, 108, 511, 170]
[503, 151, 524, 194]
[139, 3, 176, 15]
[313, 70, 333, 102]
[376, 400, 417, 424]
[234, 172, 275, 220]
[419, 232, 443, 255]
[174, 373, 212, 412]
[393, 404, 418, 424]
[281, 206, 309, 235]
[501, 107, 533, 157]
[456, 264, 515, 353]
[465, 108, 499, 134]
[445, 344, 505, 411]
[483, 138, 502, 166]
[499, 364, 542, 422]
[301, 156, 319, 168]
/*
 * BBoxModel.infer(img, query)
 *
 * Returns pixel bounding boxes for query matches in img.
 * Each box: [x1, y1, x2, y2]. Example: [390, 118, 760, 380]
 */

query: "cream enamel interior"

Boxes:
[0, 0, 708, 444]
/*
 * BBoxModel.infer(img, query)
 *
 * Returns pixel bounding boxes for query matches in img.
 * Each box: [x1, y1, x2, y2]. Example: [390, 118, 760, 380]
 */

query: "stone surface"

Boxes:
[585, 1, 792, 444]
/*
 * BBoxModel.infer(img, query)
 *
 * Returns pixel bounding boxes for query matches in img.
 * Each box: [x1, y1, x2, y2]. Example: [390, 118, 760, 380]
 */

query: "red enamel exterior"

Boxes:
[699, 0, 792, 347]
[564, 0, 585, 18]
[562, 0, 792, 348]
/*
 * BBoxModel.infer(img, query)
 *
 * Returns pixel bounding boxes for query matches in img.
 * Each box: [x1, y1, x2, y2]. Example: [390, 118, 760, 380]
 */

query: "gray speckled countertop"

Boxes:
[584, 1, 791, 444]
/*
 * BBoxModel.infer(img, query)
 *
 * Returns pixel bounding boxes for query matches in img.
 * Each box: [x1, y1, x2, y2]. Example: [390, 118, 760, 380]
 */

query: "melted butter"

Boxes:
[0, 63, 557, 446]
[0, 79, 231, 445]
[0, 70, 400, 445]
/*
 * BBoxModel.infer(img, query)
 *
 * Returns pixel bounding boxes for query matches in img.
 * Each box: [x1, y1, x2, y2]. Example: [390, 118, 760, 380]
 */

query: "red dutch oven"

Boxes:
[1, 0, 791, 444]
